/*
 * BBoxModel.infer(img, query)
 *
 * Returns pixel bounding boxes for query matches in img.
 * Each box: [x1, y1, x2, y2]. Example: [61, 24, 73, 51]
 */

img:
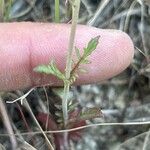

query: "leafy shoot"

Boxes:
[34, 36, 100, 85]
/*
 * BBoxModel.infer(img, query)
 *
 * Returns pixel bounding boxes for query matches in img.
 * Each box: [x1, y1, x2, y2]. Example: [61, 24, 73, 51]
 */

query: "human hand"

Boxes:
[0, 23, 134, 91]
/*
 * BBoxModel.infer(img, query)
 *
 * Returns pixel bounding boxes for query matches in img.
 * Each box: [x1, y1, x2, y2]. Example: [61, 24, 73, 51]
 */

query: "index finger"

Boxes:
[0, 23, 134, 91]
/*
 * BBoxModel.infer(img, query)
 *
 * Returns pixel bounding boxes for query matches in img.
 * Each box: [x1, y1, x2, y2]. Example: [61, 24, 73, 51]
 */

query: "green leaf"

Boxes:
[83, 36, 100, 57]
[52, 87, 64, 99]
[79, 68, 87, 73]
[68, 102, 79, 112]
[69, 73, 78, 84]
[34, 60, 65, 81]
[34, 65, 53, 74]
[75, 46, 81, 60]
[69, 107, 103, 123]
[81, 59, 91, 64]
[79, 107, 103, 121]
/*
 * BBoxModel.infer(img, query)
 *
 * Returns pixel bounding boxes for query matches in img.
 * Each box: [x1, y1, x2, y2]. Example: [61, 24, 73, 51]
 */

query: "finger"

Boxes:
[0, 23, 134, 91]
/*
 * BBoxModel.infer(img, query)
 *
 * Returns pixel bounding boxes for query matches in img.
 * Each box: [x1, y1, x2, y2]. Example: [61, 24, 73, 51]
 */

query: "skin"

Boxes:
[0, 22, 134, 91]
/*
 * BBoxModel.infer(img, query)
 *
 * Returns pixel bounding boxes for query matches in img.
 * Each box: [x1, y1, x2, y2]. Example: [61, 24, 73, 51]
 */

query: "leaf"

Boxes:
[79, 68, 87, 73]
[49, 60, 65, 80]
[79, 107, 103, 120]
[68, 120, 86, 141]
[83, 36, 100, 58]
[81, 59, 91, 64]
[34, 60, 65, 81]
[34, 64, 53, 74]
[75, 46, 81, 60]
[36, 113, 58, 130]
[68, 102, 79, 112]
[52, 87, 64, 99]
[69, 107, 103, 123]
[69, 73, 79, 84]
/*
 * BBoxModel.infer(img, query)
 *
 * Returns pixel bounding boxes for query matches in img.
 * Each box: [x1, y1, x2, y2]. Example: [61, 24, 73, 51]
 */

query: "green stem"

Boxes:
[55, 0, 60, 23]
[62, 0, 80, 126]
[65, 0, 80, 79]
[70, 55, 84, 76]
[0, 0, 4, 21]
[4, 0, 12, 21]
[62, 83, 70, 126]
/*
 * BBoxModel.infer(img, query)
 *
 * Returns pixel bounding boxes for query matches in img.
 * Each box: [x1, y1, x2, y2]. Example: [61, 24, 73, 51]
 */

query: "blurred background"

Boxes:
[0, 0, 150, 150]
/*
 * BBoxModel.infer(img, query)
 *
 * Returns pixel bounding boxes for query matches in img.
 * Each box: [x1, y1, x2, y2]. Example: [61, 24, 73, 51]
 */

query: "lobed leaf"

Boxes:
[69, 73, 78, 84]
[34, 60, 65, 81]
[81, 59, 91, 64]
[78, 68, 87, 73]
[69, 107, 103, 123]
[79, 107, 103, 120]
[83, 36, 100, 58]
[68, 102, 79, 113]
[33, 65, 54, 74]
[52, 87, 64, 99]
[75, 46, 81, 60]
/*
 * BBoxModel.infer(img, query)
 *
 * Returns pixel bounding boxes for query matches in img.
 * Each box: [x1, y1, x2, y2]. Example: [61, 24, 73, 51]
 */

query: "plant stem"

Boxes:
[4, 0, 12, 21]
[54, 0, 60, 23]
[65, 0, 80, 79]
[63, 0, 81, 126]
[0, 0, 4, 21]
[62, 82, 70, 126]
[70, 55, 84, 76]
[0, 96, 18, 150]
[22, 96, 54, 150]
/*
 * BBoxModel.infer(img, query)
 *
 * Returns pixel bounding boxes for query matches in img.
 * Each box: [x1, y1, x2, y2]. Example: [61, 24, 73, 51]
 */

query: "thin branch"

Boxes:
[119, 130, 150, 149]
[6, 88, 34, 105]
[140, 2, 149, 61]
[63, 0, 81, 126]
[1, 121, 150, 137]
[88, 0, 111, 26]
[16, 91, 54, 150]
[124, 0, 137, 31]
[65, 0, 81, 80]
[0, 96, 17, 150]
[142, 128, 150, 150]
